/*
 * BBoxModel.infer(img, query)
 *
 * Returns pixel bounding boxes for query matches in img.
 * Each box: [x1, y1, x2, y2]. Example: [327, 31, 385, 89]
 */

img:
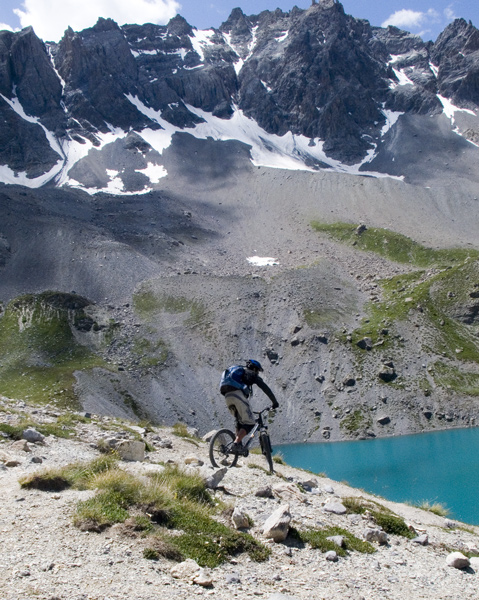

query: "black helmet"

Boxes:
[246, 359, 263, 372]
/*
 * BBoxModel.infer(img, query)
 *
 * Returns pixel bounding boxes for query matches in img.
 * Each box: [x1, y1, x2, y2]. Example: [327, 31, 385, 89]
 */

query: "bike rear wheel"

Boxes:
[209, 429, 238, 468]
[260, 431, 274, 473]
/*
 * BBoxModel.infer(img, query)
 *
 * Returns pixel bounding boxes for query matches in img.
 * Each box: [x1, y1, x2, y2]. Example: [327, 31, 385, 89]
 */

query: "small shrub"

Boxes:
[143, 536, 184, 561]
[19, 470, 72, 492]
[374, 512, 415, 539]
[273, 454, 286, 465]
[416, 501, 450, 517]
[293, 526, 375, 555]
[74, 490, 131, 531]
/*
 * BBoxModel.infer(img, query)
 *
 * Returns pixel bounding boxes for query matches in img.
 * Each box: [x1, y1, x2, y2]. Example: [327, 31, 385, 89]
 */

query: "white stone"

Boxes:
[232, 507, 250, 529]
[446, 552, 470, 569]
[323, 501, 347, 515]
[263, 504, 291, 542]
[171, 558, 201, 580]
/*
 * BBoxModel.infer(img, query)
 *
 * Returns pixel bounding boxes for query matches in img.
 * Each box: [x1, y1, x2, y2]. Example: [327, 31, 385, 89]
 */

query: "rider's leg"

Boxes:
[235, 427, 247, 444]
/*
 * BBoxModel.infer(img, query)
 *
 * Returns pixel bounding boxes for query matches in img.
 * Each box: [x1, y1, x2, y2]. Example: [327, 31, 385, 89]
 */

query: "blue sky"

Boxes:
[0, 1, 478, 43]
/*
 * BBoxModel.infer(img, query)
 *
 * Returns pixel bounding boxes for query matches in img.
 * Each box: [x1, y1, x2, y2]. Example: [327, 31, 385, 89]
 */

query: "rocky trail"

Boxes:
[1, 396, 478, 600]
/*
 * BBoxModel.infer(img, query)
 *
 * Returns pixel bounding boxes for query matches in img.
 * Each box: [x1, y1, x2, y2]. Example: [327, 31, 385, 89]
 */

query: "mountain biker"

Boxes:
[222, 359, 279, 452]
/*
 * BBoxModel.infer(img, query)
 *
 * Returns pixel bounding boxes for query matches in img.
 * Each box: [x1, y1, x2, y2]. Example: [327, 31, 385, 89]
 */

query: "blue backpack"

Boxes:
[220, 365, 251, 396]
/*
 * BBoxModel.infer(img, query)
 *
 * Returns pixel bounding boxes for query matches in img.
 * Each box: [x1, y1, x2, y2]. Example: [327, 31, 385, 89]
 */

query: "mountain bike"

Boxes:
[209, 407, 275, 473]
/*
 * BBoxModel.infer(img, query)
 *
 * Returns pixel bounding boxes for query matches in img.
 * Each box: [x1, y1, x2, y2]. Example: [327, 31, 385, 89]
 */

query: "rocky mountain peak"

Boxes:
[0, 1, 478, 184]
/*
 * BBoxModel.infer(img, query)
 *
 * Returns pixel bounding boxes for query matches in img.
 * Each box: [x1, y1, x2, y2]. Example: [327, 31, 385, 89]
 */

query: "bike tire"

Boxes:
[260, 432, 274, 473]
[209, 429, 238, 468]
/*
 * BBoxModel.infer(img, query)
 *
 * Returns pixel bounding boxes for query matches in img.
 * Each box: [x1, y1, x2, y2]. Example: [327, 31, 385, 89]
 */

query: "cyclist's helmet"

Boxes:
[246, 359, 263, 372]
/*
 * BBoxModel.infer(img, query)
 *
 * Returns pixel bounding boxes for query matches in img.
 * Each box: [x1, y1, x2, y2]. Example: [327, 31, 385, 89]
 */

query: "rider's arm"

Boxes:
[254, 375, 279, 409]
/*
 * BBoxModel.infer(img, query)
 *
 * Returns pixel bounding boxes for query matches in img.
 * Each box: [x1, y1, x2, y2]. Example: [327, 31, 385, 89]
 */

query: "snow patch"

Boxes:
[390, 68, 415, 88]
[190, 29, 215, 62]
[135, 163, 167, 183]
[247, 256, 279, 266]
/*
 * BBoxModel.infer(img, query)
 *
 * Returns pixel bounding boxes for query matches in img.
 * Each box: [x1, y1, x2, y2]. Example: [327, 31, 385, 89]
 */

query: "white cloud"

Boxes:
[444, 5, 457, 22]
[0, 22, 15, 32]
[382, 8, 440, 30]
[13, 0, 182, 42]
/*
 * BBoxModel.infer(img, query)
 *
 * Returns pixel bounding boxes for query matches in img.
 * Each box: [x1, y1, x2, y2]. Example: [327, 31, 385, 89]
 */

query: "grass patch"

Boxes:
[312, 222, 479, 368]
[311, 222, 479, 267]
[291, 526, 375, 555]
[19, 454, 118, 491]
[433, 362, 479, 396]
[0, 292, 108, 408]
[20, 458, 269, 568]
[342, 497, 415, 539]
[132, 336, 168, 368]
[133, 289, 209, 329]
[340, 410, 371, 434]
[415, 500, 450, 517]
[171, 422, 198, 441]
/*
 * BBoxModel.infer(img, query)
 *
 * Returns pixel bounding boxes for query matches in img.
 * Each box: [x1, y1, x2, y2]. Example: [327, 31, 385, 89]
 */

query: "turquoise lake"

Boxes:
[278, 427, 479, 525]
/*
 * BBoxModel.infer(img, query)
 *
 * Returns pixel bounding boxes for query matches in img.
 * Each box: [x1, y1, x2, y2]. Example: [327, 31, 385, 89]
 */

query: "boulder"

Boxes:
[364, 528, 388, 545]
[203, 467, 227, 489]
[446, 552, 470, 569]
[184, 455, 204, 466]
[325, 550, 338, 562]
[255, 485, 274, 498]
[10, 440, 31, 453]
[22, 428, 45, 443]
[115, 440, 145, 462]
[323, 502, 347, 515]
[231, 507, 250, 529]
[171, 558, 201, 580]
[357, 337, 373, 351]
[411, 534, 429, 546]
[263, 505, 291, 542]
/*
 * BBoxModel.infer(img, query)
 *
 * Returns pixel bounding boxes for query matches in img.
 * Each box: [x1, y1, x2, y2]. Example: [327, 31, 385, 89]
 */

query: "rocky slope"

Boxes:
[1, 396, 478, 600]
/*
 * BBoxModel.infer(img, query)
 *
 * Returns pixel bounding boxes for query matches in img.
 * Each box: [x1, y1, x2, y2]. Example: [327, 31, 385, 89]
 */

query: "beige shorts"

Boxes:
[225, 391, 255, 427]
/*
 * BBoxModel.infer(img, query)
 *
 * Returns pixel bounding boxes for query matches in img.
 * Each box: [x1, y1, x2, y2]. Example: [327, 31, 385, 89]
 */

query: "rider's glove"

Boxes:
[271, 400, 279, 410]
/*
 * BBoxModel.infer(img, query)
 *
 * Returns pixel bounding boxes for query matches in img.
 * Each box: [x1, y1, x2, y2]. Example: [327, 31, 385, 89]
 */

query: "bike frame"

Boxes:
[241, 408, 269, 450]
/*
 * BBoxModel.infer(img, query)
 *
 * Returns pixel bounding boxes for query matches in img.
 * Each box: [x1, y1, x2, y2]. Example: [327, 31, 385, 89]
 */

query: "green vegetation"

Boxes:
[290, 526, 375, 556]
[415, 500, 450, 517]
[133, 288, 209, 329]
[19, 458, 270, 568]
[340, 409, 371, 434]
[0, 292, 108, 408]
[311, 222, 479, 267]
[19, 454, 117, 491]
[433, 362, 479, 396]
[0, 411, 90, 441]
[342, 497, 415, 539]
[132, 336, 168, 368]
[311, 222, 479, 376]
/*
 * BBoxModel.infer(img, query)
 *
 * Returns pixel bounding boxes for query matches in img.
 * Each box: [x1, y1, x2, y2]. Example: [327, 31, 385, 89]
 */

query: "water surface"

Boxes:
[278, 427, 479, 525]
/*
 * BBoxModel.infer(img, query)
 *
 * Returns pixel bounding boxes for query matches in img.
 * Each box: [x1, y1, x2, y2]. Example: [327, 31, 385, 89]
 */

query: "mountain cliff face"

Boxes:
[0, 2, 479, 444]
[1, 0, 479, 189]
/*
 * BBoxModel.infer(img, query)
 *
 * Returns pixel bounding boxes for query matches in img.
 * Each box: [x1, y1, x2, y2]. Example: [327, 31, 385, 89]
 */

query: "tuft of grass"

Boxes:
[342, 497, 415, 539]
[415, 500, 450, 517]
[172, 422, 197, 440]
[291, 526, 375, 555]
[19, 454, 118, 491]
[273, 454, 286, 465]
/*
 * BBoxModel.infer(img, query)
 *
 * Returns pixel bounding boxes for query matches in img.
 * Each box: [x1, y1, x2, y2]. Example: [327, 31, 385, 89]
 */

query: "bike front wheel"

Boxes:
[260, 431, 274, 473]
[209, 429, 238, 468]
